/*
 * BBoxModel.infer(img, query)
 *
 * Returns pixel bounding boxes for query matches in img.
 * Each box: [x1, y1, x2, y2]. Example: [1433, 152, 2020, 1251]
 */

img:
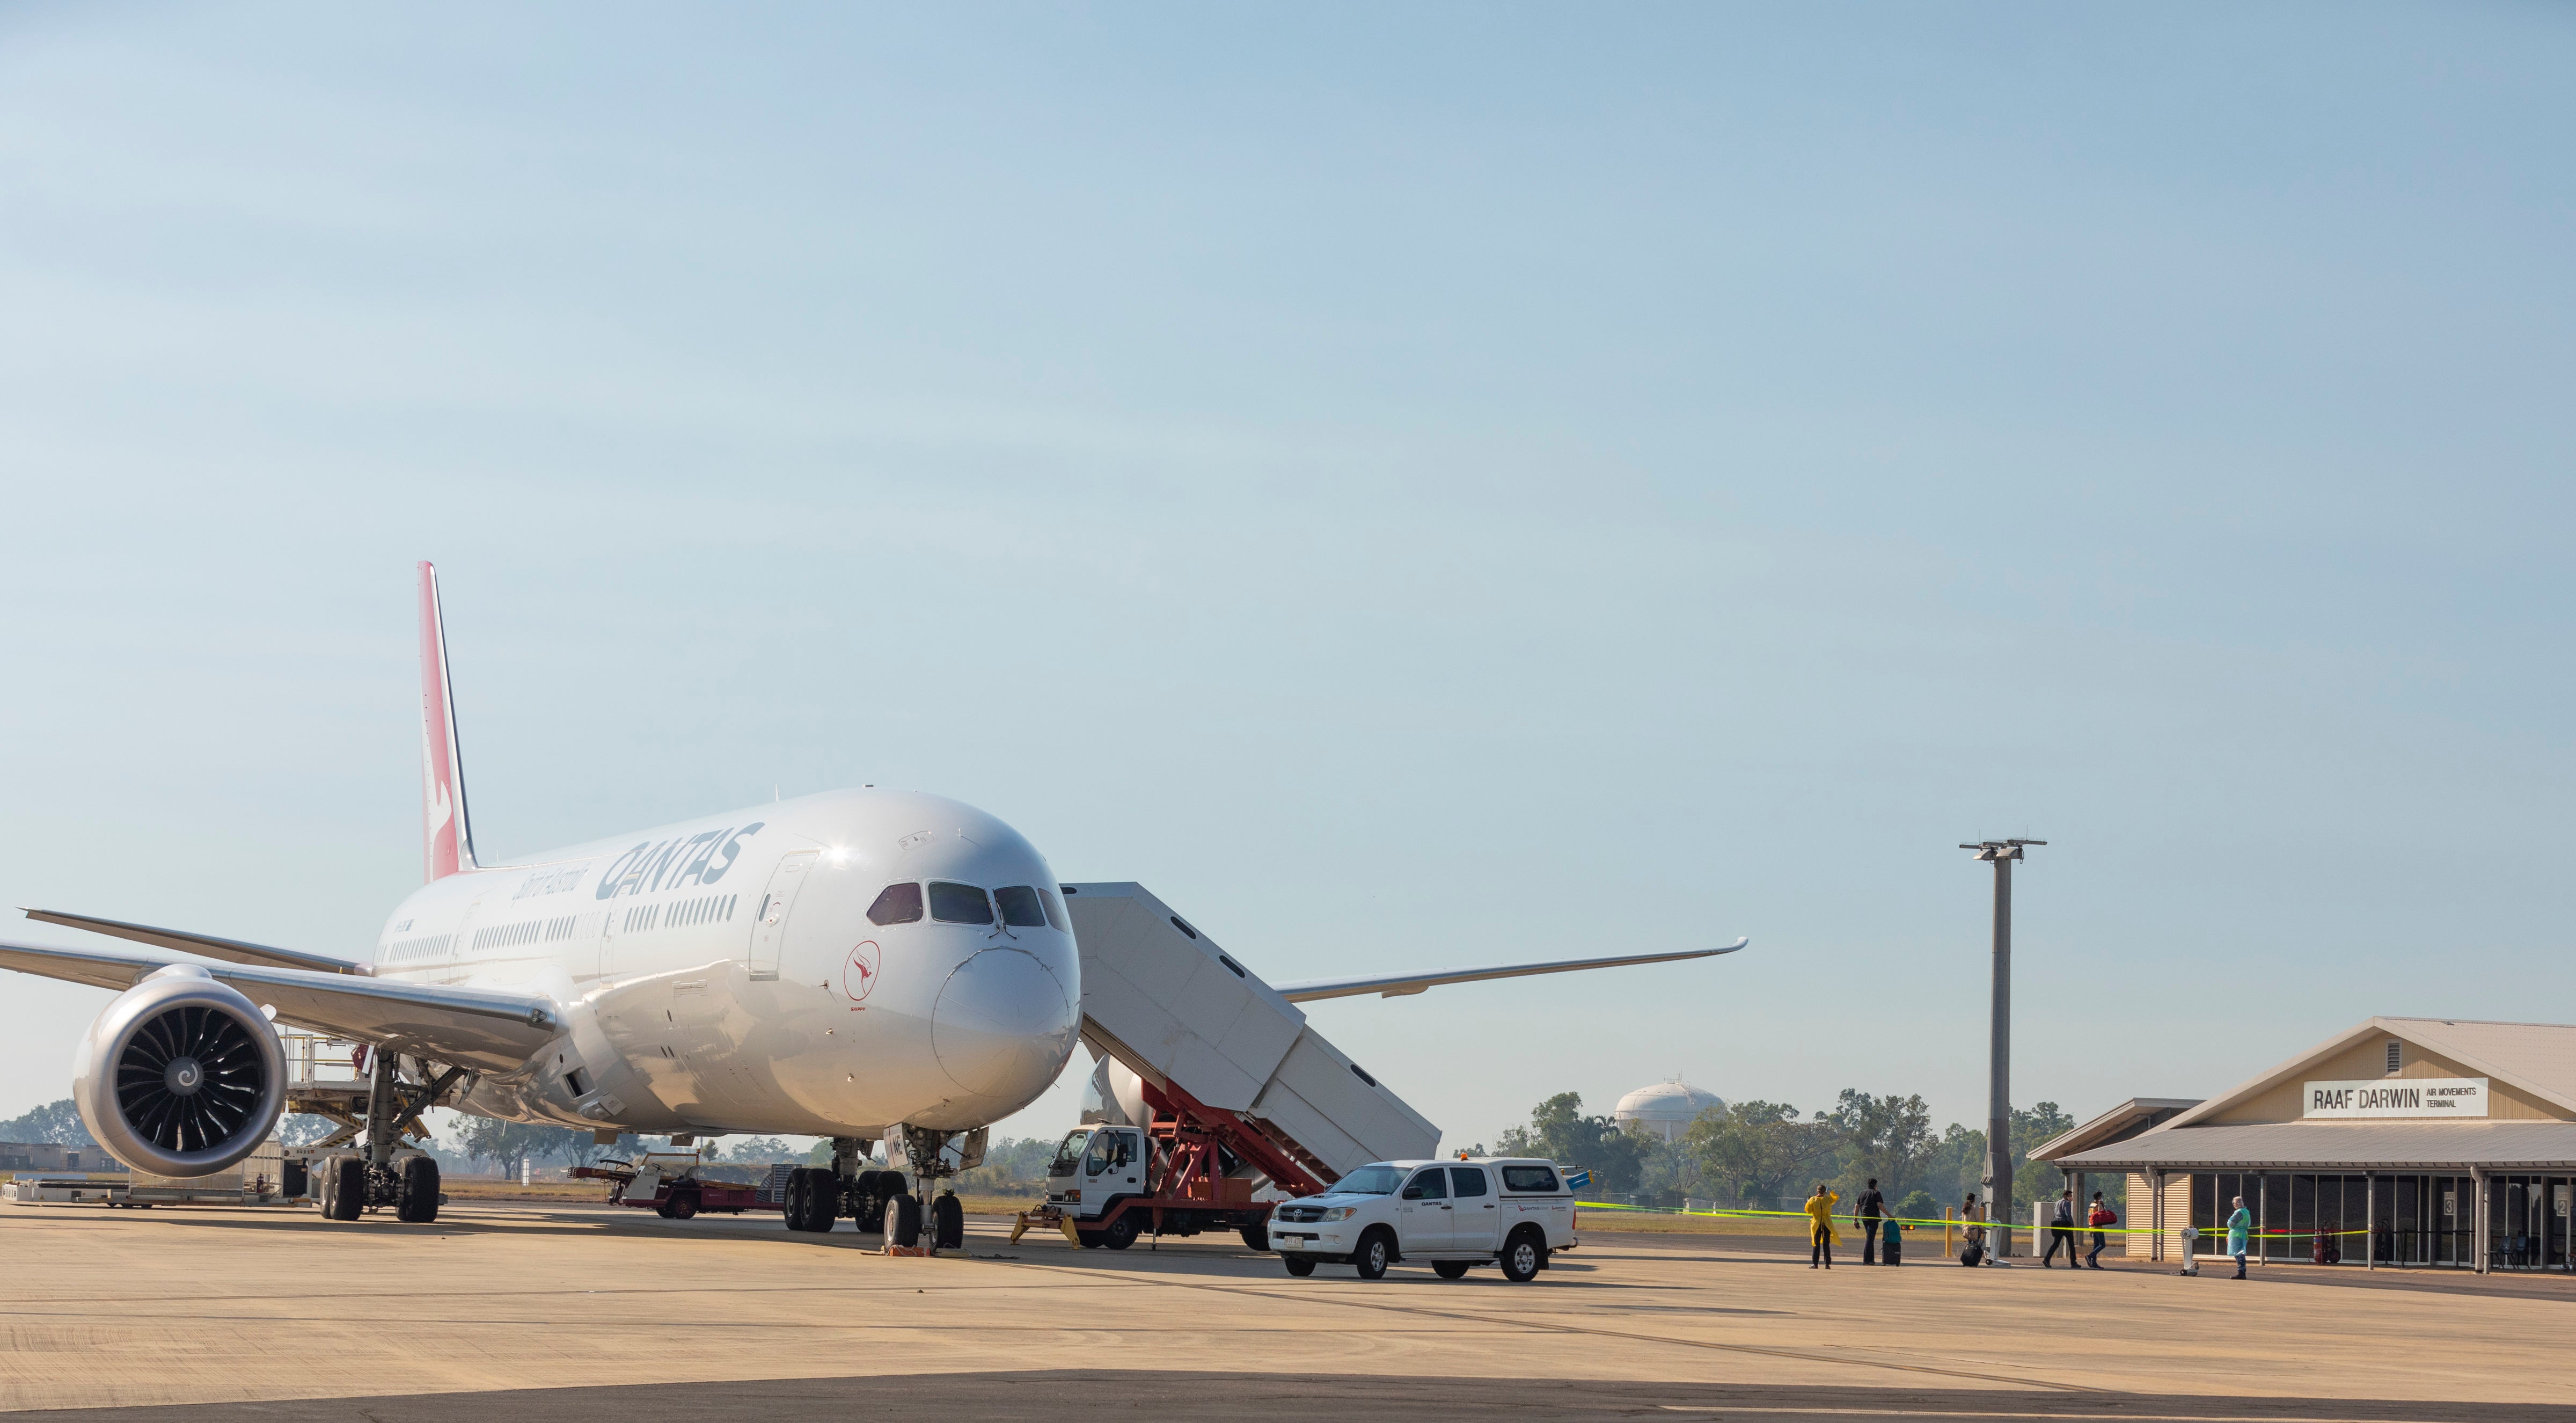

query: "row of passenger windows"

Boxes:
[382, 934, 453, 963]
[867, 880, 1068, 931]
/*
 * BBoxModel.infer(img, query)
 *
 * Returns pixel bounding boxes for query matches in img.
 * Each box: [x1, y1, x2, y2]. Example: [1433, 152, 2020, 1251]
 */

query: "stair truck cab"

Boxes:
[1267, 1156, 1578, 1282]
[1024, 1120, 1276, 1251]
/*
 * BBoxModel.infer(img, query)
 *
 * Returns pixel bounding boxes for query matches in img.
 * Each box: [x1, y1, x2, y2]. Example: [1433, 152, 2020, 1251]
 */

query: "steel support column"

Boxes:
[1962, 838, 2041, 1263]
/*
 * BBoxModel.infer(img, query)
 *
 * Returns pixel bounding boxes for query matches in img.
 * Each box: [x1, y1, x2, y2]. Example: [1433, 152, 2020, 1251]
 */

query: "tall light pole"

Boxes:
[1962, 837, 2043, 1261]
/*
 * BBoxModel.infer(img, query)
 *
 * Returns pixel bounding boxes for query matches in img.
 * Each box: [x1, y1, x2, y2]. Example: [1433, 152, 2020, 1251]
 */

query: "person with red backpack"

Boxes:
[2086, 1191, 2118, 1269]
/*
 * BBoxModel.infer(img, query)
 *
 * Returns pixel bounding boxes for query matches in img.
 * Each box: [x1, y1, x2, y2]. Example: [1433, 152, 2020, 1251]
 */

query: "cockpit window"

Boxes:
[1038, 886, 1069, 931]
[928, 881, 993, 924]
[994, 885, 1048, 928]
[866, 882, 924, 926]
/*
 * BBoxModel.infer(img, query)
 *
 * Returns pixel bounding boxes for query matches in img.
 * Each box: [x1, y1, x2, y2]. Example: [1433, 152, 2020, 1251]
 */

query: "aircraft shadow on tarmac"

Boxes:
[12, 1373, 2576, 1423]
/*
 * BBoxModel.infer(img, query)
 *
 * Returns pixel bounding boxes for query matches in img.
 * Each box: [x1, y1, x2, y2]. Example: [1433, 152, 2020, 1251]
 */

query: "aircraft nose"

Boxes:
[930, 947, 1078, 1101]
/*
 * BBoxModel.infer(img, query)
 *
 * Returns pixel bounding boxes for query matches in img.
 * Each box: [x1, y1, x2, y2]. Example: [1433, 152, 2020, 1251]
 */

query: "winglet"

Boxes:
[418, 561, 479, 882]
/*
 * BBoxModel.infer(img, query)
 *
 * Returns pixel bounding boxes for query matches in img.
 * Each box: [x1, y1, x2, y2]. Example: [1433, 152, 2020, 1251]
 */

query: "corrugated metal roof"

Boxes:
[2027, 1097, 2201, 1162]
[2058, 1120, 2576, 1171]
[2158, 1016, 2576, 1132]
[2382, 1018, 2576, 1106]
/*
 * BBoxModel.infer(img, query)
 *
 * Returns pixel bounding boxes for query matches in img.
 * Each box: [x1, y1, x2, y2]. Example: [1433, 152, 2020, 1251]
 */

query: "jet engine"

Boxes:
[72, 965, 286, 1178]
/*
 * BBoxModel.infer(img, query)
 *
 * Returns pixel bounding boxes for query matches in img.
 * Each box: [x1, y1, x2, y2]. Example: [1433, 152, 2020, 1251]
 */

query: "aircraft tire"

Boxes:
[396, 1157, 441, 1223]
[787, 1167, 831, 1231]
[1282, 1255, 1317, 1276]
[1432, 1260, 1471, 1280]
[932, 1192, 964, 1250]
[890, 1192, 921, 1247]
[1239, 1222, 1271, 1253]
[325, 1154, 366, 1221]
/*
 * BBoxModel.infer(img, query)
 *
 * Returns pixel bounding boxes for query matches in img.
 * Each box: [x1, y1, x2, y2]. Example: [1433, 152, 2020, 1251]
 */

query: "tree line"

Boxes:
[1485, 1090, 2089, 1223]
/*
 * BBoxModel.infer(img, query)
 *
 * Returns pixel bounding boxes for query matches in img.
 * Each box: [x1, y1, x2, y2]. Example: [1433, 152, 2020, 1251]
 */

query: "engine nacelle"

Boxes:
[72, 965, 286, 1178]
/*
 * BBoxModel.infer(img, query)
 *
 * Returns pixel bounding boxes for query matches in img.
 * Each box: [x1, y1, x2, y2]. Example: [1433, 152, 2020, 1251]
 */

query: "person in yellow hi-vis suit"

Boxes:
[1804, 1184, 1840, 1269]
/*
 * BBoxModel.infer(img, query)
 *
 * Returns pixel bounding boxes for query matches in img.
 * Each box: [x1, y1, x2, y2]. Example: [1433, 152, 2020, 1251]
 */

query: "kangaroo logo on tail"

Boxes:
[418, 561, 479, 882]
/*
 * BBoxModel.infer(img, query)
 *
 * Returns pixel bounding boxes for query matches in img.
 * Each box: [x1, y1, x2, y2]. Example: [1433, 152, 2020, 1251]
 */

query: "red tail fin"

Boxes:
[418, 561, 479, 882]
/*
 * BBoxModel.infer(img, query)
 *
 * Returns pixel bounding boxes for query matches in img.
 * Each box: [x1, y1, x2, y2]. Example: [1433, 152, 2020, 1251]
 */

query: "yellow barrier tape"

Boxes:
[1572, 1201, 2377, 1238]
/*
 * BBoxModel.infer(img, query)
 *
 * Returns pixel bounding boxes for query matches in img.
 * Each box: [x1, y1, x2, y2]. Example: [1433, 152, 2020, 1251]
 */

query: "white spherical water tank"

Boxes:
[1613, 1078, 1725, 1142]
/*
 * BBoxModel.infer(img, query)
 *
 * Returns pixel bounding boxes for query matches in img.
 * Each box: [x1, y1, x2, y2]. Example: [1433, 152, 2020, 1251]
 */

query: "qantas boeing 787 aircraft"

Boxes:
[0, 564, 1739, 1242]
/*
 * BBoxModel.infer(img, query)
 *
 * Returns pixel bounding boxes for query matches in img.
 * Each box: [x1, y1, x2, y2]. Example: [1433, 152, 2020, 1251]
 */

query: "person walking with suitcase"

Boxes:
[2087, 1192, 2117, 1269]
[1855, 1178, 1886, 1266]
[2041, 1188, 2077, 1267]
[1959, 1192, 1986, 1267]
[1804, 1183, 1840, 1269]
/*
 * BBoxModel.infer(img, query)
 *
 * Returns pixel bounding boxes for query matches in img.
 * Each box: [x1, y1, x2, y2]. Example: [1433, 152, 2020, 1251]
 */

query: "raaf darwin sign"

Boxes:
[2304, 1077, 2489, 1119]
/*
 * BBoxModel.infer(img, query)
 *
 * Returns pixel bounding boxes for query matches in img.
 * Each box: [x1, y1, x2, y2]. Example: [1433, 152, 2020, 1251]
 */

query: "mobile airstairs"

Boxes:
[1012, 883, 1438, 1245]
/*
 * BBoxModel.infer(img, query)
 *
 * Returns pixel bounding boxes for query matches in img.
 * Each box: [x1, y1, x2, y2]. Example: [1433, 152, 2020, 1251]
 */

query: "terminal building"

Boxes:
[2034, 1017, 2576, 1274]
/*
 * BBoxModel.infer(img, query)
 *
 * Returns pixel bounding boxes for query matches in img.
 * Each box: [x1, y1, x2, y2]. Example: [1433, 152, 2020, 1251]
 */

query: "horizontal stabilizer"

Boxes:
[1272, 938, 1747, 1003]
[22, 909, 365, 975]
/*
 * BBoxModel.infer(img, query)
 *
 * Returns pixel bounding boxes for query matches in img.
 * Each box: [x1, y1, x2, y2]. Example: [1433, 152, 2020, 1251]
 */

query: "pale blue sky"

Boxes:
[2, 4, 2569, 1150]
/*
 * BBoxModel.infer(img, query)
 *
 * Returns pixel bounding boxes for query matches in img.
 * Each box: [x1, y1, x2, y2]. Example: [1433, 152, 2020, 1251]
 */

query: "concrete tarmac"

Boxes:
[2, 1203, 2570, 1419]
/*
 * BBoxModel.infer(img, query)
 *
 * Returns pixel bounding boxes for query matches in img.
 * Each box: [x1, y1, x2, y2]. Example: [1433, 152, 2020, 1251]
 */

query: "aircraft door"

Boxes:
[747, 850, 820, 982]
[448, 901, 483, 980]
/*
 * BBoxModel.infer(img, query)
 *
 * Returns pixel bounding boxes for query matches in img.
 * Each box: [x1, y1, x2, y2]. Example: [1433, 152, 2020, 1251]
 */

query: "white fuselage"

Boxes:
[372, 789, 1081, 1140]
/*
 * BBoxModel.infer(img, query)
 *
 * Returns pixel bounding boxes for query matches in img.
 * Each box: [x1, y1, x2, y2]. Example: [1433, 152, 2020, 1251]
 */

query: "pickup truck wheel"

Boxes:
[1499, 1228, 1543, 1282]
[1352, 1228, 1393, 1280]
[1283, 1256, 1317, 1276]
[1102, 1212, 1140, 1251]
[668, 1190, 699, 1222]
[1239, 1223, 1271, 1252]
[1432, 1260, 1471, 1280]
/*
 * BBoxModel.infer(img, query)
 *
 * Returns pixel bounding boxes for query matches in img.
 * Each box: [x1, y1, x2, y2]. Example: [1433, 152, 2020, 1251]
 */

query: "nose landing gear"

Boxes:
[884, 1124, 986, 1254]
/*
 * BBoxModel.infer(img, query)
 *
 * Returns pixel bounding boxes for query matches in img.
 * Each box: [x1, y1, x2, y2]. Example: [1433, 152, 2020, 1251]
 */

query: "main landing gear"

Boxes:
[781, 1140, 913, 1239]
[776, 1127, 984, 1253]
[314, 1047, 454, 1223]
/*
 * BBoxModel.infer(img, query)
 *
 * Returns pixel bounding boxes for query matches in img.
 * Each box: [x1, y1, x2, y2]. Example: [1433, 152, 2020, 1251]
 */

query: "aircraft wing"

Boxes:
[1271, 938, 1747, 1003]
[0, 937, 556, 1071]
[21, 908, 367, 974]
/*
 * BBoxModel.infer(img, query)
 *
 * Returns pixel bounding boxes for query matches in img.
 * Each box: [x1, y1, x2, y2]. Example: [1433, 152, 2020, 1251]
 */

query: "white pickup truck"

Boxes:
[1265, 1157, 1578, 1282]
